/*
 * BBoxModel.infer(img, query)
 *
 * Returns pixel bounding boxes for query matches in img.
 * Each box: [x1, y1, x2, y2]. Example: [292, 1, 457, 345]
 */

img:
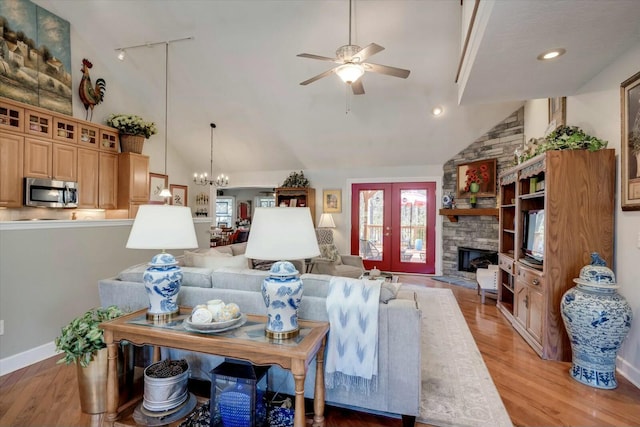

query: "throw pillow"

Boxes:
[379, 282, 401, 304]
[184, 248, 229, 266]
[318, 244, 342, 264]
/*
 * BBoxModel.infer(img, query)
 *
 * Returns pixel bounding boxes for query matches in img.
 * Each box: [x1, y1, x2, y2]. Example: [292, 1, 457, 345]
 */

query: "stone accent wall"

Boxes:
[441, 107, 524, 281]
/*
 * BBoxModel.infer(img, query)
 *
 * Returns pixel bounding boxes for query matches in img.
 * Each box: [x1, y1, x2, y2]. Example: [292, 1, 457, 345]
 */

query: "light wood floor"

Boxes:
[1, 276, 639, 427]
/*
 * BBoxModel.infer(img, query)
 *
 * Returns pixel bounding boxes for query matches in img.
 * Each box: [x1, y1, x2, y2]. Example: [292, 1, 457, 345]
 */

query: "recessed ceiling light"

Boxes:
[432, 106, 444, 116]
[537, 48, 566, 61]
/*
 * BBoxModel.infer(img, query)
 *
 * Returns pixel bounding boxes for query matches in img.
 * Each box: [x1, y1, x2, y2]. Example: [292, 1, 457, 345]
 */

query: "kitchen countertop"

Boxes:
[0, 217, 212, 231]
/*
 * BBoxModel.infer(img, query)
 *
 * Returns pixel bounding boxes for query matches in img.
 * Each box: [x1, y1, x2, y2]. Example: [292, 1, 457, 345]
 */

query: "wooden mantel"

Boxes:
[439, 208, 499, 222]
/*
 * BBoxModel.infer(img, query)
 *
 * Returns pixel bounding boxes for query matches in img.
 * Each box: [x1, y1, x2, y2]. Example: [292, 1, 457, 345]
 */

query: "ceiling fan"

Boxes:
[297, 0, 410, 95]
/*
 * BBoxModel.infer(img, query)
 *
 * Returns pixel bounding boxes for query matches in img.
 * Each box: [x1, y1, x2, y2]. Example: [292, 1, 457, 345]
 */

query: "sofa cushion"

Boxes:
[117, 263, 214, 288]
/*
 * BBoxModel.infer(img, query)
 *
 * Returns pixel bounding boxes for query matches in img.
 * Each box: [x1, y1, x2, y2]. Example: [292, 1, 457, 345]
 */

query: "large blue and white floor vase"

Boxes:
[261, 261, 304, 339]
[561, 253, 633, 389]
[143, 253, 183, 320]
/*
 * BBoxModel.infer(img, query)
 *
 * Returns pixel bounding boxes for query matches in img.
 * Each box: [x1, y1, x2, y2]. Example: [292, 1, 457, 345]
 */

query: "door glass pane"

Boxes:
[400, 190, 427, 263]
[358, 190, 383, 260]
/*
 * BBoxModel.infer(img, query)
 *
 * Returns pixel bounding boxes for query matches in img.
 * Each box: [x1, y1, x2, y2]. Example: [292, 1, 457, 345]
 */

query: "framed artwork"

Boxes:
[456, 158, 497, 198]
[169, 184, 188, 207]
[323, 189, 342, 213]
[149, 173, 168, 204]
[548, 96, 566, 129]
[621, 71, 640, 211]
[0, 0, 72, 115]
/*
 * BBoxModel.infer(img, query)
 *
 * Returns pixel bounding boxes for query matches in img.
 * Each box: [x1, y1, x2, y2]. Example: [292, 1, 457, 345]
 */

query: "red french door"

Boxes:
[351, 182, 436, 274]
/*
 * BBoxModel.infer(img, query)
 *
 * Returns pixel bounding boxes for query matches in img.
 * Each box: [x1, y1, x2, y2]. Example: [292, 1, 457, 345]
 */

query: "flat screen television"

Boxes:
[522, 209, 545, 264]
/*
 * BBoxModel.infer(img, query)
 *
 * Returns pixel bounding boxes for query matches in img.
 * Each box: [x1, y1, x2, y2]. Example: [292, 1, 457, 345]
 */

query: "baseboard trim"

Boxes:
[617, 355, 640, 389]
[0, 341, 57, 376]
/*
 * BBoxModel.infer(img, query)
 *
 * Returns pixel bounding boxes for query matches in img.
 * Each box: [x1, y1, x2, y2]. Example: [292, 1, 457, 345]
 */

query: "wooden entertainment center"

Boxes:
[496, 149, 615, 361]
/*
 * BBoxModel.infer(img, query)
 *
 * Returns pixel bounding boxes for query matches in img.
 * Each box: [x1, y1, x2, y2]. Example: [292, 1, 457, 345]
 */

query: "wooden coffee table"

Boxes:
[100, 307, 329, 427]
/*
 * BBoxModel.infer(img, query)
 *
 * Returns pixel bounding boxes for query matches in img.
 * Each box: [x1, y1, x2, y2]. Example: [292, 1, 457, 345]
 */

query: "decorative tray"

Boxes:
[183, 313, 247, 334]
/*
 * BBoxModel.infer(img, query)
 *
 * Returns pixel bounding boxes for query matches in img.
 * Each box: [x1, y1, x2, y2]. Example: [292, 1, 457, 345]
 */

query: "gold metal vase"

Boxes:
[76, 347, 108, 414]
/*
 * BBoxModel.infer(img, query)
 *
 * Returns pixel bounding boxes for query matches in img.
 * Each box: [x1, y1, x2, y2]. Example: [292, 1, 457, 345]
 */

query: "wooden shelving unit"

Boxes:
[275, 187, 316, 225]
[496, 149, 615, 361]
[438, 208, 499, 222]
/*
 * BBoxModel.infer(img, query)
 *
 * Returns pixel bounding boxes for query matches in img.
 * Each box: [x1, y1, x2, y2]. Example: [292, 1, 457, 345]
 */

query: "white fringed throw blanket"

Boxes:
[325, 277, 381, 394]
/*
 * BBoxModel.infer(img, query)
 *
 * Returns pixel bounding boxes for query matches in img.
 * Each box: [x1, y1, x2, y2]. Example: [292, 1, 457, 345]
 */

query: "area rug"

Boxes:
[404, 284, 513, 427]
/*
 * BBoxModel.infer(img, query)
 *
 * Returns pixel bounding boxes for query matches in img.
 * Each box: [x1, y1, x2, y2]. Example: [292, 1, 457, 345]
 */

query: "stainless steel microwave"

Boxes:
[24, 177, 78, 208]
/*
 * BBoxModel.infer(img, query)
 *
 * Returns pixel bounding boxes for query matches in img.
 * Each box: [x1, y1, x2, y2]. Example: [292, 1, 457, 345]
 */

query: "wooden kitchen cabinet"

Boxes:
[52, 143, 77, 181]
[118, 152, 149, 218]
[77, 148, 99, 208]
[25, 109, 52, 139]
[78, 149, 118, 209]
[0, 99, 24, 133]
[24, 138, 52, 178]
[0, 132, 24, 207]
[99, 152, 118, 209]
[24, 137, 77, 181]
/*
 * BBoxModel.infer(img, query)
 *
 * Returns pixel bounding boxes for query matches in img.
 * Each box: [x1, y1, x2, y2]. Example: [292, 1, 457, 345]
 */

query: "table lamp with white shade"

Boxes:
[244, 207, 320, 339]
[126, 204, 198, 322]
[317, 213, 336, 228]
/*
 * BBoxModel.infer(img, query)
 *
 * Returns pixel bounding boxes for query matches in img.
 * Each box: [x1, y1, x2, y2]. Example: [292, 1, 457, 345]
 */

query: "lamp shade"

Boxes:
[317, 213, 336, 228]
[126, 205, 198, 250]
[245, 208, 320, 261]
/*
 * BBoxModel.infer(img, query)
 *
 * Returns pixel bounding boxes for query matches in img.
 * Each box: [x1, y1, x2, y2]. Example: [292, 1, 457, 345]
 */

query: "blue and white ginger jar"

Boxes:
[262, 261, 303, 338]
[560, 253, 632, 389]
[143, 253, 182, 315]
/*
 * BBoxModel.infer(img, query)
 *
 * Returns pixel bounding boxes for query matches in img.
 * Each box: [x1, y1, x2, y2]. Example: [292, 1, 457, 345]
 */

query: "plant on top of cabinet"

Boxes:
[105, 114, 157, 139]
[281, 170, 310, 188]
[520, 126, 608, 163]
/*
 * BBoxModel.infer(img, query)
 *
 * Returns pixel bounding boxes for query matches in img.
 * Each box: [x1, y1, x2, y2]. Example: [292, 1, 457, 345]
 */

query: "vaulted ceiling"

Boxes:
[31, 0, 640, 174]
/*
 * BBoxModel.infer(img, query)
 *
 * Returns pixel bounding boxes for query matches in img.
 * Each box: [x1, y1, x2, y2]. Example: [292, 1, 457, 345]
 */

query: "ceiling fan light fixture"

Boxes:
[336, 63, 365, 84]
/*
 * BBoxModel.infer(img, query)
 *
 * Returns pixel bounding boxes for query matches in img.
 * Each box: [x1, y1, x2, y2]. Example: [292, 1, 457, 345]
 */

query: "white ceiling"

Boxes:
[30, 0, 640, 175]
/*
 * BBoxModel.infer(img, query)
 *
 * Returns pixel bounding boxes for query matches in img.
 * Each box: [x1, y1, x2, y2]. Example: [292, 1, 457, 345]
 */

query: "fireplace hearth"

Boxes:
[458, 247, 498, 272]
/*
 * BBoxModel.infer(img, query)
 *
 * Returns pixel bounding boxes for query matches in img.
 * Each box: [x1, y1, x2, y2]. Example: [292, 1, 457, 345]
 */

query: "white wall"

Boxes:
[524, 43, 640, 387]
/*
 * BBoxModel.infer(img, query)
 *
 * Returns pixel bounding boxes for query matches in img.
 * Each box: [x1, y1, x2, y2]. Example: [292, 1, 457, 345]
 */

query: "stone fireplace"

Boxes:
[440, 107, 524, 282]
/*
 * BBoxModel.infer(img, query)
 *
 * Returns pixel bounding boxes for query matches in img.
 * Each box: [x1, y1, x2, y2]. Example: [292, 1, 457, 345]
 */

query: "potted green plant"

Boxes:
[105, 113, 157, 154]
[55, 305, 124, 413]
[520, 125, 608, 163]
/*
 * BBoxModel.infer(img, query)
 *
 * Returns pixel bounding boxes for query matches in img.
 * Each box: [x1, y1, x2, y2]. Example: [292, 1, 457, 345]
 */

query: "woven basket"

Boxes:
[120, 134, 145, 154]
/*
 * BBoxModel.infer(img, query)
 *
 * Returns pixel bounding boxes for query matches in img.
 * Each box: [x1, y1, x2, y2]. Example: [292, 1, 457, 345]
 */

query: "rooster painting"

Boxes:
[79, 59, 106, 121]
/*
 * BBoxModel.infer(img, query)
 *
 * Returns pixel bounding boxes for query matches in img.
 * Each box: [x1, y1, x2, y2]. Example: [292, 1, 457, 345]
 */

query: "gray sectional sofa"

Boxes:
[98, 247, 422, 423]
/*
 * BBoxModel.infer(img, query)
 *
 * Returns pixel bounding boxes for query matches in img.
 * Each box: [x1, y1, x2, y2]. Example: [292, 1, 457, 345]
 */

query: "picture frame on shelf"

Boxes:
[169, 184, 188, 207]
[149, 173, 168, 204]
[456, 158, 497, 198]
[548, 96, 566, 130]
[621, 71, 640, 211]
[323, 189, 341, 213]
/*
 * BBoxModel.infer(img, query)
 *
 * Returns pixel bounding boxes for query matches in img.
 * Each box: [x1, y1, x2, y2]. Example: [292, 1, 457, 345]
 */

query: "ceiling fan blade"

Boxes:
[352, 43, 384, 63]
[300, 67, 337, 86]
[351, 80, 365, 95]
[364, 62, 411, 79]
[297, 53, 339, 63]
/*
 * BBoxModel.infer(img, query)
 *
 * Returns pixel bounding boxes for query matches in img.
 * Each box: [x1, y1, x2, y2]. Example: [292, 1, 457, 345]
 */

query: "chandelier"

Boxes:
[193, 122, 229, 187]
